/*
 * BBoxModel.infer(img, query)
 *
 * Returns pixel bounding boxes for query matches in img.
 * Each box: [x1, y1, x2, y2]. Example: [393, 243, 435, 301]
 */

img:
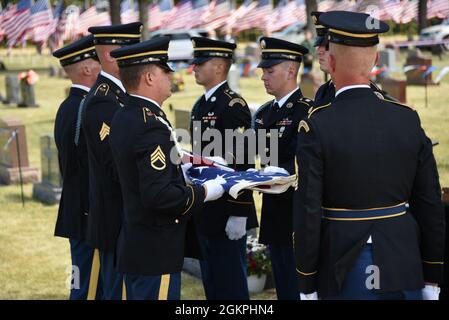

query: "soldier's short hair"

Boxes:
[119, 64, 150, 91]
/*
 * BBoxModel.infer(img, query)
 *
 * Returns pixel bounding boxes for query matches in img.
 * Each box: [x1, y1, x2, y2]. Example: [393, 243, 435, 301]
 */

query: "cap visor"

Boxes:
[257, 59, 284, 68]
[158, 62, 175, 72]
[190, 57, 212, 65]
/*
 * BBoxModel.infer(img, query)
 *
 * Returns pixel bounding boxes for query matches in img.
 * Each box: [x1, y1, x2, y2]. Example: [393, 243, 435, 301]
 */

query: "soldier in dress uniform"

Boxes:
[53, 35, 101, 300]
[82, 22, 142, 300]
[189, 37, 258, 300]
[311, 11, 397, 107]
[109, 37, 226, 300]
[252, 37, 312, 300]
[294, 11, 445, 300]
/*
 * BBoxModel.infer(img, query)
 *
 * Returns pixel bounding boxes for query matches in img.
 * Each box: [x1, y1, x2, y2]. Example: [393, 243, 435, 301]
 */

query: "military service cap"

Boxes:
[318, 11, 389, 47]
[311, 11, 328, 47]
[257, 37, 309, 68]
[88, 22, 142, 46]
[190, 37, 236, 65]
[110, 36, 174, 72]
[52, 35, 98, 66]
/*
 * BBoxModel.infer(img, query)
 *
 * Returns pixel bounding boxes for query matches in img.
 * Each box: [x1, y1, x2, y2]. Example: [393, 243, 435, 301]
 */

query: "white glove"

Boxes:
[225, 216, 247, 240]
[181, 162, 192, 184]
[422, 285, 440, 300]
[262, 166, 289, 175]
[300, 292, 318, 300]
[203, 176, 226, 202]
[205, 156, 228, 166]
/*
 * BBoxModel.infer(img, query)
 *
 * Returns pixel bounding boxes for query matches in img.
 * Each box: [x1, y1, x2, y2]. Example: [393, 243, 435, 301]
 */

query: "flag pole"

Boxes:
[425, 80, 428, 108]
[14, 129, 25, 207]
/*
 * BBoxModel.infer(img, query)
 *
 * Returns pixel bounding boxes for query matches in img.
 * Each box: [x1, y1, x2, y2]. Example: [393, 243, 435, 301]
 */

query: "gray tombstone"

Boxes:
[227, 63, 241, 93]
[244, 43, 259, 59]
[18, 78, 38, 108]
[49, 66, 59, 77]
[0, 117, 39, 184]
[174, 109, 191, 131]
[379, 49, 396, 70]
[4, 75, 20, 105]
[32, 135, 62, 204]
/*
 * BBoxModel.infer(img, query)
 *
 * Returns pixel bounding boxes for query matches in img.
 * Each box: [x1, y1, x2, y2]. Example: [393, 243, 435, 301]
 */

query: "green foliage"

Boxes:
[246, 235, 271, 277]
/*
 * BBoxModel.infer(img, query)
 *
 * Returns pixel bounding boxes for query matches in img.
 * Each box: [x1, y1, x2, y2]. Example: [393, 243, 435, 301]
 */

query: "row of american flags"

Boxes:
[0, 0, 448, 49]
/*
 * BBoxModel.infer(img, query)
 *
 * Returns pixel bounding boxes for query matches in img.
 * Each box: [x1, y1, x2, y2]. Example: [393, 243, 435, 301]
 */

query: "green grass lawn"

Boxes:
[0, 48, 448, 299]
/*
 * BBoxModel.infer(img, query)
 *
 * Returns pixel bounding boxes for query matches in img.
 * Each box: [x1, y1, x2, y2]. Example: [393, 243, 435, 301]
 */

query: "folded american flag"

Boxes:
[187, 166, 296, 199]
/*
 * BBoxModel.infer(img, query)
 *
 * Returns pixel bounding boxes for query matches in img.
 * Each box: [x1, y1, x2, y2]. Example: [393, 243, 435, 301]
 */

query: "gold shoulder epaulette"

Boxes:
[94, 83, 109, 96]
[307, 102, 331, 119]
[381, 98, 414, 111]
[142, 107, 155, 123]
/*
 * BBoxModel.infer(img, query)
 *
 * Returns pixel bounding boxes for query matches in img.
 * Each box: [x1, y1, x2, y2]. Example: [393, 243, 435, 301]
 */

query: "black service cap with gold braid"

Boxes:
[318, 11, 389, 47]
[52, 35, 98, 67]
[110, 36, 174, 71]
[257, 37, 308, 68]
[311, 11, 328, 47]
[190, 37, 236, 65]
[88, 22, 142, 45]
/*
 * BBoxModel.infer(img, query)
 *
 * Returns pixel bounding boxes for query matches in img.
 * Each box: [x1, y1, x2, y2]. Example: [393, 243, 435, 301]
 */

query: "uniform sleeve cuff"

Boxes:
[297, 269, 317, 294]
[422, 261, 444, 284]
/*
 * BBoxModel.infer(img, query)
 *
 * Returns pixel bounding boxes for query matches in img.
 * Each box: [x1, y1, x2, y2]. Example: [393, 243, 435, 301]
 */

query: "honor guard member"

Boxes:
[190, 37, 258, 300]
[82, 22, 142, 300]
[53, 35, 101, 300]
[294, 11, 445, 300]
[253, 37, 312, 300]
[311, 11, 397, 107]
[109, 37, 226, 300]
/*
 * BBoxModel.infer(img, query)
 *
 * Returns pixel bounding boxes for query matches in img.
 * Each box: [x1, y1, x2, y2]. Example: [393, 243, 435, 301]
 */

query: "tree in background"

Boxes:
[110, 0, 121, 24]
[139, 0, 149, 40]
[305, 0, 317, 31]
[418, 0, 427, 32]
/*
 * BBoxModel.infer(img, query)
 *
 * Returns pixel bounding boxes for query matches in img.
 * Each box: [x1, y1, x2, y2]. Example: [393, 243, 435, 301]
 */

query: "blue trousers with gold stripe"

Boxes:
[99, 250, 125, 300]
[124, 273, 181, 300]
[268, 244, 300, 300]
[69, 239, 102, 300]
[198, 234, 249, 300]
[322, 244, 423, 300]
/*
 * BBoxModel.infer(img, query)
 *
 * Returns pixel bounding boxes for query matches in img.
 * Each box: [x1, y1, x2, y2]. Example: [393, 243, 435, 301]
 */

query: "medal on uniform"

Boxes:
[211, 96, 216, 102]
[279, 126, 285, 138]
[286, 102, 293, 108]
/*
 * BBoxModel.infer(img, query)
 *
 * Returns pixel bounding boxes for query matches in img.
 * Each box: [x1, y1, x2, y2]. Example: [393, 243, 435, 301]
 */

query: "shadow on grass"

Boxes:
[2, 190, 52, 206]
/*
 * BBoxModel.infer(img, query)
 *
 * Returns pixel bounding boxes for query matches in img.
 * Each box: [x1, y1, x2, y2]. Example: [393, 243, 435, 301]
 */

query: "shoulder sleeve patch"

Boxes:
[229, 98, 246, 107]
[94, 83, 109, 96]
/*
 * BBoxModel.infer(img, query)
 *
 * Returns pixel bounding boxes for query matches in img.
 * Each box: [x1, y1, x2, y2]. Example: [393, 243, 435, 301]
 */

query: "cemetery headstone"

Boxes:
[18, 77, 38, 108]
[405, 51, 435, 85]
[32, 135, 62, 204]
[4, 75, 20, 105]
[227, 63, 240, 93]
[0, 117, 39, 184]
[379, 49, 396, 71]
[379, 78, 407, 103]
